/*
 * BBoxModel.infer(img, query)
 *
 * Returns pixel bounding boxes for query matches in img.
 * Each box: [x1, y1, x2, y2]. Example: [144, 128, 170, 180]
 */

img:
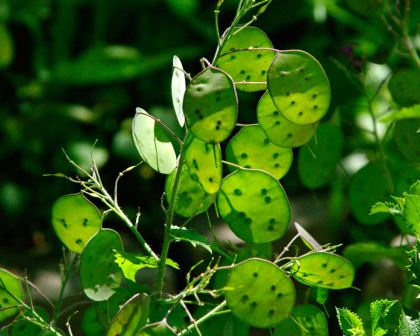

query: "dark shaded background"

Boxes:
[0, 0, 419, 334]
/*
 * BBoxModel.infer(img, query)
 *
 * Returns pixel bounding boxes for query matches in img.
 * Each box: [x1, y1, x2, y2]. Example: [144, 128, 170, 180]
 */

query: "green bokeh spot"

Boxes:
[51, 193, 102, 254]
[349, 162, 391, 225]
[216, 26, 275, 92]
[226, 125, 293, 179]
[268, 50, 330, 125]
[298, 123, 343, 189]
[216, 169, 290, 243]
[0, 269, 23, 323]
[184, 134, 222, 194]
[225, 258, 295, 328]
[165, 165, 215, 218]
[257, 91, 316, 148]
[290, 252, 355, 290]
[132, 108, 177, 174]
[183, 67, 238, 143]
[394, 119, 420, 163]
[388, 69, 420, 107]
[274, 304, 328, 336]
[107, 293, 150, 336]
[80, 229, 124, 301]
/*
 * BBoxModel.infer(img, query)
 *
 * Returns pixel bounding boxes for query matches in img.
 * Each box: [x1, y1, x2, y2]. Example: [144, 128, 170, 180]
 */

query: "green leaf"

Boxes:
[369, 201, 402, 215]
[114, 251, 178, 283]
[132, 108, 177, 174]
[399, 313, 420, 336]
[165, 164, 215, 218]
[82, 306, 106, 336]
[343, 242, 408, 269]
[388, 68, 420, 107]
[268, 50, 331, 125]
[409, 180, 420, 195]
[225, 258, 295, 328]
[274, 304, 328, 336]
[290, 252, 355, 290]
[9, 307, 52, 336]
[404, 193, 420, 238]
[380, 104, 420, 122]
[257, 90, 316, 148]
[216, 169, 291, 243]
[171, 55, 186, 127]
[336, 308, 365, 336]
[370, 299, 402, 336]
[51, 193, 102, 254]
[107, 294, 150, 336]
[226, 125, 293, 179]
[183, 67, 238, 143]
[216, 26, 275, 92]
[170, 226, 212, 254]
[184, 134, 222, 194]
[298, 123, 343, 189]
[349, 162, 392, 225]
[394, 119, 420, 163]
[0, 269, 24, 323]
[312, 287, 329, 305]
[80, 229, 124, 301]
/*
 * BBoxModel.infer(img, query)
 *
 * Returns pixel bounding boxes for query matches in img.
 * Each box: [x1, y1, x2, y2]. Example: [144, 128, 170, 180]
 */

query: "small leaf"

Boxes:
[170, 226, 212, 254]
[107, 294, 150, 336]
[132, 108, 177, 174]
[183, 67, 238, 143]
[225, 258, 295, 328]
[369, 201, 401, 215]
[380, 104, 420, 122]
[290, 252, 355, 290]
[80, 229, 124, 301]
[404, 193, 420, 238]
[51, 193, 102, 254]
[171, 55, 186, 127]
[268, 50, 331, 125]
[336, 308, 365, 336]
[114, 251, 178, 283]
[0, 269, 24, 323]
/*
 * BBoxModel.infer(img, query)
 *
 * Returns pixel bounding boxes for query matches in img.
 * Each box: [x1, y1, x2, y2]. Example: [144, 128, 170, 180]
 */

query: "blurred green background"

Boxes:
[0, 0, 419, 334]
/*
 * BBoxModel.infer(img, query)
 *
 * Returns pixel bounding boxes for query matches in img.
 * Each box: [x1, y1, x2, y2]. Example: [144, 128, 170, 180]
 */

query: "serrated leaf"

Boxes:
[369, 201, 402, 215]
[132, 108, 177, 174]
[370, 299, 401, 336]
[336, 308, 365, 336]
[51, 193, 102, 254]
[404, 193, 420, 238]
[114, 251, 178, 282]
[171, 55, 186, 127]
[170, 226, 212, 254]
[409, 180, 420, 195]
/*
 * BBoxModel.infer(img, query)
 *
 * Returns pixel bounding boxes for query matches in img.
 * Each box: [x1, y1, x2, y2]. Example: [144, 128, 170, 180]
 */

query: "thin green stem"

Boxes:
[156, 141, 187, 296]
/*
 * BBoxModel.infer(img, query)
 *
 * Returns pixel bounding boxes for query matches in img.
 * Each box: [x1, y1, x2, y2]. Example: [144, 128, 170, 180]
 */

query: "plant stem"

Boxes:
[178, 300, 227, 336]
[156, 141, 187, 297]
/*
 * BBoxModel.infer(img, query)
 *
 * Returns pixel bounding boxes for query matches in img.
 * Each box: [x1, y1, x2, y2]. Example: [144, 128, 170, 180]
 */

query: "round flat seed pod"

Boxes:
[107, 293, 150, 336]
[217, 49, 276, 92]
[165, 165, 215, 218]
[257, 91, 316, 148]
[184, 135, 222, 194]
[226, 125, 293, 179]
[290, 252, 355, 290]
[219, 26, 273, 55]
[298, 123, 343, 189]
[183, 67, 238, 143]
[132, 108, 177, 174]
[80, 229, 124, 301]
[268, 50, 331, 125]
[349, 162, 391, 225]
[225, 258, 295, 328]
[216, 169, 291, 243]
[171, 56, 186, 127]
[274, 304, 328, 336]
[9, 307, 53, 336]
[52, 193, 102, 254]
[394, 119, 420, 162]
[389, 69, 420, 107]
[0, 269, 23, 323]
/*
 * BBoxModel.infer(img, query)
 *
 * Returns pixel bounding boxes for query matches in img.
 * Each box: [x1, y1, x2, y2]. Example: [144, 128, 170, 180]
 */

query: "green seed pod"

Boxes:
[225, 258, 295, 328]
[132, 108, 177, 174]
[0, 269, 23, 323]
[257, 91, 316, 148]
[226, 125, 293, 179]
[183, 67, 238, 143]
[184, 134, 222, 194]
[290, 252, 355, 290]
[165, 165, 215, 218]
[80, 229, 124, 301]
[51, 193, 102, 254]
[268, 50, 331, 125]
[217, 169, 290, 243]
